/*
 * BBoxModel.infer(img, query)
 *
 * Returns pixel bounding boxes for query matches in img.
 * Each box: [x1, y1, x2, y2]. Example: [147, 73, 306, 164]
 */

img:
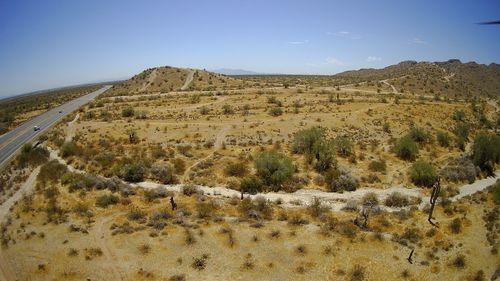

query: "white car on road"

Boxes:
[33, 126, 41, 131]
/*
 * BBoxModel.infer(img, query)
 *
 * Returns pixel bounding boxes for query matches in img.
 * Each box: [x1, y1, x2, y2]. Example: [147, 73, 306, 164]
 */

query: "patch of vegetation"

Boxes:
[384, 192, 409, 207]
[324, 169, 359, 192]
[393, 135, 419, 161]
[255, 151, 294, 190]
[409, 160, 437, 187]
[95, 194, 119, 208]
[472, 132, 500, 174]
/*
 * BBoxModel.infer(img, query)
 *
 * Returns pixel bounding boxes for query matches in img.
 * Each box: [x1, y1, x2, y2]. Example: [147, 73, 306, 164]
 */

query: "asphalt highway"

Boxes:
[0, 85, 111, 168]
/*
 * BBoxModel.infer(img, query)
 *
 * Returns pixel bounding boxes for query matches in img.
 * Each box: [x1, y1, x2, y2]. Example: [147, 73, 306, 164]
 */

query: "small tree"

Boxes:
[409, 126, 430, 143]
[334, 137, 355, 157]
[472, 132, 500, 174]
[393, 135, 419, 161]
[255, 151, 294, 189]
[410, 160, 437, 187]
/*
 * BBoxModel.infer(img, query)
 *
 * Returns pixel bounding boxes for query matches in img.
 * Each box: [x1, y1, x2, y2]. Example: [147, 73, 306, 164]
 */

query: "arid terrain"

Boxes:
[0, 61, 499, 281]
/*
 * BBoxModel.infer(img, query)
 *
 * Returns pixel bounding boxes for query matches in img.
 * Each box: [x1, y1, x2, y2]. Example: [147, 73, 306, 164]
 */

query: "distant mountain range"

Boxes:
[211, 68, 260, 75]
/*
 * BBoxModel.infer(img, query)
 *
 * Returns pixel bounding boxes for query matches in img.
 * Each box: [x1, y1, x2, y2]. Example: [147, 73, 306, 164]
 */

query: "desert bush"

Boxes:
[291, 127, 336, 172]
[118, 162, 146, 182]
[451, 255, 465, 268]
[349, 264, 366, 281]
[128, 208, 146, 221]
[122, 106, 135, 117]
[37, 160, 68, 184]
[361, 192, 379, 208]
[453, 109, 466, 121]
[268, 106, 283, 116]
[191, 254, 209, 270]
[199, 106, 210, 115]
[472, 132, 500, 173]
[324, 168, 359, 192]
[493, 180, 500, 205]
[181, 184, 200, 196]
[409, 160, 437, 187]
[393, 135, 418, 161]
[144, 187, 169, 202]
[454, 122, 470, 140]
[240, 175, 264, 194]
[440, 156, 476, 183]
[224, 161, 248, 177]
[449, 218, 462, 234]
[437, 131, 451, 147]
[308, 197, 329, 218]
[196, 200, 218, 219]
[172, 158, 186, 174]
[150, 164, 175, 184]
[222, 104, 234, 114]
[60, 141, 82, 158]
[368, 159, 386, 173]
[337, 220, 358, 238]
[169, 274, 186, 281]
[334, 136, 354, 157]
[238, 196, 273, 220]
[291, 127, 326, 155]
[95, 194, 119, 208]
[254, 151, 294, 189]
[409, 126, 430, 143]
[18, 143, 49, 167]
[384, 192, 409, 207]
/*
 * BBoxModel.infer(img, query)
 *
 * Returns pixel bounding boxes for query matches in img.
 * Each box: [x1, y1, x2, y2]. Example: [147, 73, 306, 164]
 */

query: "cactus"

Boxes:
[428, 177, 440, 227]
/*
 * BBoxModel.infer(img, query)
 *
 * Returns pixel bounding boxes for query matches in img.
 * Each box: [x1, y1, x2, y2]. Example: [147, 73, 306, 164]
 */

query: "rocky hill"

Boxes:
[105, 66, 251, 96]
[335, 59, 500, 98]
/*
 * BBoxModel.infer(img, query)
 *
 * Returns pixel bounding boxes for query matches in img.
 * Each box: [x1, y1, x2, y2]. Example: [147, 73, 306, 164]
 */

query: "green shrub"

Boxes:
[436, 131, 450, 147]
[122, 106, 135, 117]
[368, 159, 386, 173]
[17, 143, 49, 167]
[453, 109, 466, 121]
[384, 192, 409, 207]
[255, 151, 294, 189]
[118, 162, 146, 182]
[472, 132, 500, 173]
[199, 106, 210, 115]
[60, 141, 82, 158]
[334, 136, 354, 157]
[240, 176, 264, 194]
[224, 162, 248, 177]
[361, 192, 379, 207]
[291, 127, 326, 155]
[268, 107, 283, 117]
[95, 194, 119, 208]
[150, 165, 175, 184]
[454, 122, 470, 140]
[291, 127, 336, 172]
[37, 160, 68, 184]
[393, 135, 419, 161]
[324, 168, 359, 192]
[222, 104, 234, 114]
[492, 180, 500, 205]
[410, 160, 437, 187]
[409, 126, 430, 143]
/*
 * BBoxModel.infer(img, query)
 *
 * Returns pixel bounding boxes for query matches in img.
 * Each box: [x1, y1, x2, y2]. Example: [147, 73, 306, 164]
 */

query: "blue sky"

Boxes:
[0, 0, 499, 97]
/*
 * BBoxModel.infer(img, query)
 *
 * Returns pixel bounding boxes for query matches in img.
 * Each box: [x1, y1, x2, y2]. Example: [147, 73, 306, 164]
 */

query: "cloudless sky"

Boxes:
[0, 0, 499, 97]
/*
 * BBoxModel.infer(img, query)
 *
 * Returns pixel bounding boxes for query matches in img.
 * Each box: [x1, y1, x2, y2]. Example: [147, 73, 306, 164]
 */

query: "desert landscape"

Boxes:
[0, 1, 499, 280]
[0, 60, 499, 281]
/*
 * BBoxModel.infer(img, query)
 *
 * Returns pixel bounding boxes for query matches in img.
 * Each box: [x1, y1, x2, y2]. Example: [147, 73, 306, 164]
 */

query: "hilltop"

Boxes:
[335, 59, 500, 98]
[104, 66, 252, 97]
